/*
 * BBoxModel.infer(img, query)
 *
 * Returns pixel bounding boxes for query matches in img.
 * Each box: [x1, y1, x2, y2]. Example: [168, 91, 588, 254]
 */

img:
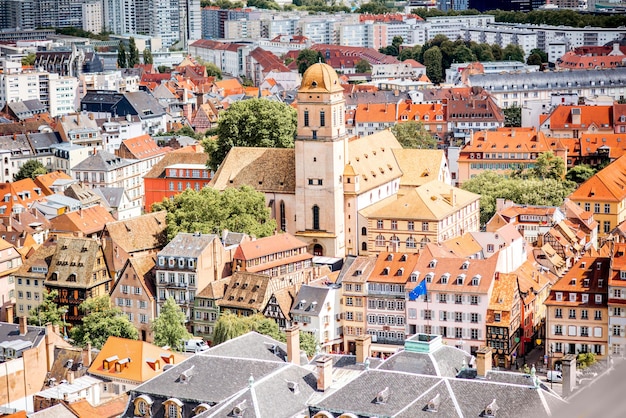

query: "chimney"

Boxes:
[19, 315, 28, 336]
[561, 353, 577, 397]
[475, 346, 492, 377]
[355, 334, 372, 364]
[67, 371, 74, 384]
[84, 342, 92, 366]
[286, 325, 300, 365]
[316, 355, 333, 391]
[76, 113, 80, 125]
[88, 113, 94, 120]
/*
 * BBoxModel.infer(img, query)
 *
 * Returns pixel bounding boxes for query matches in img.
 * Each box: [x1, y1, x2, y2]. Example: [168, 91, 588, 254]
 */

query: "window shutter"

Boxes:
[478, 329, 482, 340]
[421, 310, 425, 319]
[601, 345, 606, 355]
[440, 311, 444, 320]
[550, 343, 554, 352]
[477, 313, 482, 322]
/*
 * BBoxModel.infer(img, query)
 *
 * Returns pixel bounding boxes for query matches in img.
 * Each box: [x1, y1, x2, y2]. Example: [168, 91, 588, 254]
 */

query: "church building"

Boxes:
[210, 63, 458, 258]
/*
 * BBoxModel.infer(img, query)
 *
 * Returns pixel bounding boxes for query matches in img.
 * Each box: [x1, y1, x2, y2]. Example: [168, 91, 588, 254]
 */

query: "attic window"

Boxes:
[231, 400, 247, 417]
[382, 267, 390, 276]
[286, 380, 299, 394]
[353, 270, 362, 276]
[456, 274, 465, 285]
[374, 387, 390, 404]
[472, 275, 481, 286]
[396, 268, 404, 276]
[386, 254, 393, 261]
[441, 274, 449, 284]
[428, 259, 437, 268]
[400, 254, 407, 262]
[461, 261, 469, 270]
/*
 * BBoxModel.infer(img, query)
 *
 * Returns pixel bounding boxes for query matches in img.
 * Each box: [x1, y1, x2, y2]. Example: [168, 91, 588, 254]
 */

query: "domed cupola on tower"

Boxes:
[297, 63, 346, 141]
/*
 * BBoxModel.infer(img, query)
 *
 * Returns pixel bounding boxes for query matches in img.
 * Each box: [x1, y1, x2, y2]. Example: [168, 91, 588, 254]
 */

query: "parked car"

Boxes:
[184, 339, 210, 353]
[547, 370, 562, 382]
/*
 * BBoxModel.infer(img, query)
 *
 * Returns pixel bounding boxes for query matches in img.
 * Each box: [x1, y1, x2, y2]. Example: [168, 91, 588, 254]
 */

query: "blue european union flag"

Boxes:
[408, 279, 427, 301]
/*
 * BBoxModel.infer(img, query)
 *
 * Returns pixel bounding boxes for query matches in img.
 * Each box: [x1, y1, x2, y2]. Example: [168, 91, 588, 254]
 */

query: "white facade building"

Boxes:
[82, 0, 104, 34]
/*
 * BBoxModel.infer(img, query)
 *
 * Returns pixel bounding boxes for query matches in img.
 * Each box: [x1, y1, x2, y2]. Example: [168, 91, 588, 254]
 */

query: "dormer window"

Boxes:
[396, 268, 404, 276]
[188, 259, 195, 269]
[471, 275, 481, 286]
[428, 259, 437, 268]
[425, 273, 434, 283]
[569, 293, 576, 302]
[133, 395, 153, 417]
[461, 261, 469, 270]
[382, 267, 390, 276]
[386, 254, 393, 261]
[178, 258, 184, 268]
[441, 274, 449, 285]
[484, 399, 499, 417]
[456, 274, 465, 285]
[570, 278, 576, 286]
[168, 258, 175, 267]
[410, 272, 419, 282]
[556, 292, 563, 301]
[164, 398, 183, 418]
[158, 257, 165, 266]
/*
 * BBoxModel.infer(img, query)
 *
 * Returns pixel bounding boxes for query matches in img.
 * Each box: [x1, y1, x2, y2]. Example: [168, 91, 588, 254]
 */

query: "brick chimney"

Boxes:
[355, 334, 372, 364]
[286, 325, 300, 366]
[316, 355, 333, 391]
[475, 346, 492, 377]
[19, 315, 28, 336]
[67, 370, 74, 384]
[83, 342, 92, 367]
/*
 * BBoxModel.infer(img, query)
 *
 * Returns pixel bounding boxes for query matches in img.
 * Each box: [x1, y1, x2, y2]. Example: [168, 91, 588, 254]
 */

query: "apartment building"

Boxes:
[193, 277, 229, 343]
[155, 232, 230, 324]
[13, 244, 55, 320]
[608, 243, 626, 357]
[464, 26, 537, 58]
[545, 256, 609, 367]
[363, 180, 480, 254]
[407, 244, 498, 355]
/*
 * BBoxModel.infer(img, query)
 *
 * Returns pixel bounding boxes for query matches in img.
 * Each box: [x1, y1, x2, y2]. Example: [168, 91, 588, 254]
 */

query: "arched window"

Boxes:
[280, 201, 286, 232]
[361, 227, 367, 236]
[375, 235, 385, 246]
[313, 244, 323, 256]
[312, 205, 320, 230]
[390, 235, 400, 248]
[361, 242, 367, 251]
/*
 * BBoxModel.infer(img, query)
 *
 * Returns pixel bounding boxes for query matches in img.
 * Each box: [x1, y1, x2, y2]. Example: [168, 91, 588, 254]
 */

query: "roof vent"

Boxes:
[232, 400, 247, 417]
[374, 387, 390, 404]
[178, 365, 195, 383]
[484, 399, 499, 417]
[426, 393, 441, 412]
[286, 380, 299, 394]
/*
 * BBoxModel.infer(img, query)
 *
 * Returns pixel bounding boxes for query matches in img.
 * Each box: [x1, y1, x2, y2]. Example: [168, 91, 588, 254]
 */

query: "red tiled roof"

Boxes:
[234, 233, 309, 261]
[249, 47, 290, 73]
[569, 154, 626, 202]
[50, 206, 116, 236]
[543, 105, 613, 130]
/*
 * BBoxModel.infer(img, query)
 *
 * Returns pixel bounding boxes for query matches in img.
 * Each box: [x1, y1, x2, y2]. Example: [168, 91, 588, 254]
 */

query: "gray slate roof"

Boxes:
[72, 150, 134, 172]
[290, 285, 330, 316]
[0, 321, 46, 351]
[158, 233, 218, 258]
[199, 331, 288, 363]
[92, 187, 126, 208]
[124, 91, 166, 118]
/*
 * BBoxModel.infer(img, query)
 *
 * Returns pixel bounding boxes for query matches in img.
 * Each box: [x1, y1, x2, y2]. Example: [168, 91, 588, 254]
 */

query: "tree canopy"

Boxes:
[529, 151, 566, 180]
[355, 59, 372, 74]
[296, 49, 325, 74]
[70, 296, 138, 349]
[143, 48, 153, 65]
[152, 185, 277, 241]
[565, 164, 596, 184]
[502, 44, 525, 63]
[196, 57, 222, 79]
[21, 53, 36, 66]
[152, 297, 191, 351]
[203, 98, 297, 170]
[117, 41, 127, 69]
[127, 37, 140, 68]
[462, 171, 577, 225]
[213, 312, 318, 356]
[391, 121, 437, 149]
[14, 159, 47, 181]
[28, 290, 67, 327]
[503, 105, 522, 127]
[423, 46, 443, 84]
[379, 36, 403, 57]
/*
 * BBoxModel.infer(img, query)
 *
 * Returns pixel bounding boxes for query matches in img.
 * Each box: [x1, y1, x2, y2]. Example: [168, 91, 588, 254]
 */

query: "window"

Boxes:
[471, 329, 479, 340]
[391, 220, 398, 230]
[581, 326, 589, 337]
[613, 325, 621, 336]
[569, 309, 576, 319]
[422, 222, 429, 231]
[470, 295, 479, 305]
[595, 310, 602, 320]
[581, 309, 588, 319]
[375, 235, 385, 246]
[455, 312, 462, 322]
[594, 203, 600, 213]
[345, 297, 353, 306]
[595, 294, 602, 304]
[304, 110, 309, 127]
[439, 293, 447, 303]
[377, 220, 384, 228]
[487, 244, 494, 252]
[408, 221, 414, 231]
[555, 308, 562, 318]
[320, 110, 325, 127]
[604, 203, 611, 214]
[471, 313, 479, 323]
[455, 294, 462, 304]
[604, 221, 611, 233]
[494, 313, 501, 322]
[312, 205, 320, 230]
[569, 293, 576, 302]
[585, 203, 590, 212]
[556, 292, 563, 301]
[555, 325, 563, 335]
[424, 309, 432, 320]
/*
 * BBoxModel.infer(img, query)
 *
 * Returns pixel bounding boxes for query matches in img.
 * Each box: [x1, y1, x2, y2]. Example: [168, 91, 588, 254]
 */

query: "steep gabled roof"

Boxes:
[569, 154, 626, 202]
[118, 134, 165, 160]
[234, 233, 309, 264]
[50, 206, 116, 236]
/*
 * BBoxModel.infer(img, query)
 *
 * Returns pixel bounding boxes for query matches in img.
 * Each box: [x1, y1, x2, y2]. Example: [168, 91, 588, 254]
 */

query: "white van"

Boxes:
[546, 370, 562, 382]
[184, 339, 209, 353]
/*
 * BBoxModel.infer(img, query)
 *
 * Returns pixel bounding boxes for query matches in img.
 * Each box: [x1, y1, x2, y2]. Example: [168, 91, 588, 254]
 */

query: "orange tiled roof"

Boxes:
[569, 154, 626, 202]
[542, 105, 613, 130]
[214, 78, 244, 96]
[461, 128, 559, 156]
[234, 233, 310, 262]
[545, 256, 609, 306]
[354, 102, 444, 124]
[368, 252, 420, 284]
[88, 337, 186, 384]
[67, 394, 129, 418]
[50, 206, 116, 236]
[119, 134, 166, 160]
[34, 171, 73, 195]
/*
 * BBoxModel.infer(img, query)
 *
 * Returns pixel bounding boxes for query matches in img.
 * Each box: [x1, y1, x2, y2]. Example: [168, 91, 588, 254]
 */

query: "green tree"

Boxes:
[355, 59, 372, 74]
[21, 53, 36, 66]
[526, 53, 543, 66]
[357, 0, 393, 14]
[143, 48, 153, 65]
[212, 311, 251, 344]
[152, 297, 191, 351]
[196, 57, 222, 79]
[296, 48, 324, 74]
[565, 164, 596, 184]
[491, 44, 503, 61]
[204, 98, 297, 170]
[212, 312, 318, 356]
[117, 41, 127, 68]
[70, 296, 138, 349]
[391, 121, 437, 149]
[471, 43, 494, 61]
[502, 44, 525, 62]
[531, 151, 566, 180]
[453, 44, 476, 63]
[529, 48, 548, 63]
[14, 159, 47, 181]
[157, 65, 170, 73]
[503, 105, 522, 127]
[423, 46, 443, 84]
[379, 36, 403, 57]
[152, 186, 277, 241]
[128, 37, 140, 68]
[28, 290, 67, 327]
[577, 352, 596, 369]
[462, 171, 577, 225]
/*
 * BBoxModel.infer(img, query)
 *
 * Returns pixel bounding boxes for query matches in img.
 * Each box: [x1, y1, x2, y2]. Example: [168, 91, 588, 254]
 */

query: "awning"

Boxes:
[369, 344, 402, 354]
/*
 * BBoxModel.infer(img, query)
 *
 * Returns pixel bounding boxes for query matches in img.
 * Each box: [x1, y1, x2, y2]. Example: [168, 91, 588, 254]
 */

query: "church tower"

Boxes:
[294, 63, 348, 258]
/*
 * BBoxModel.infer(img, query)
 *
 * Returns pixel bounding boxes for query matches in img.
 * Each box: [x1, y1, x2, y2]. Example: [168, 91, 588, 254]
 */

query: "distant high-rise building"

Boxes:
[468, 0, 534, 12]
